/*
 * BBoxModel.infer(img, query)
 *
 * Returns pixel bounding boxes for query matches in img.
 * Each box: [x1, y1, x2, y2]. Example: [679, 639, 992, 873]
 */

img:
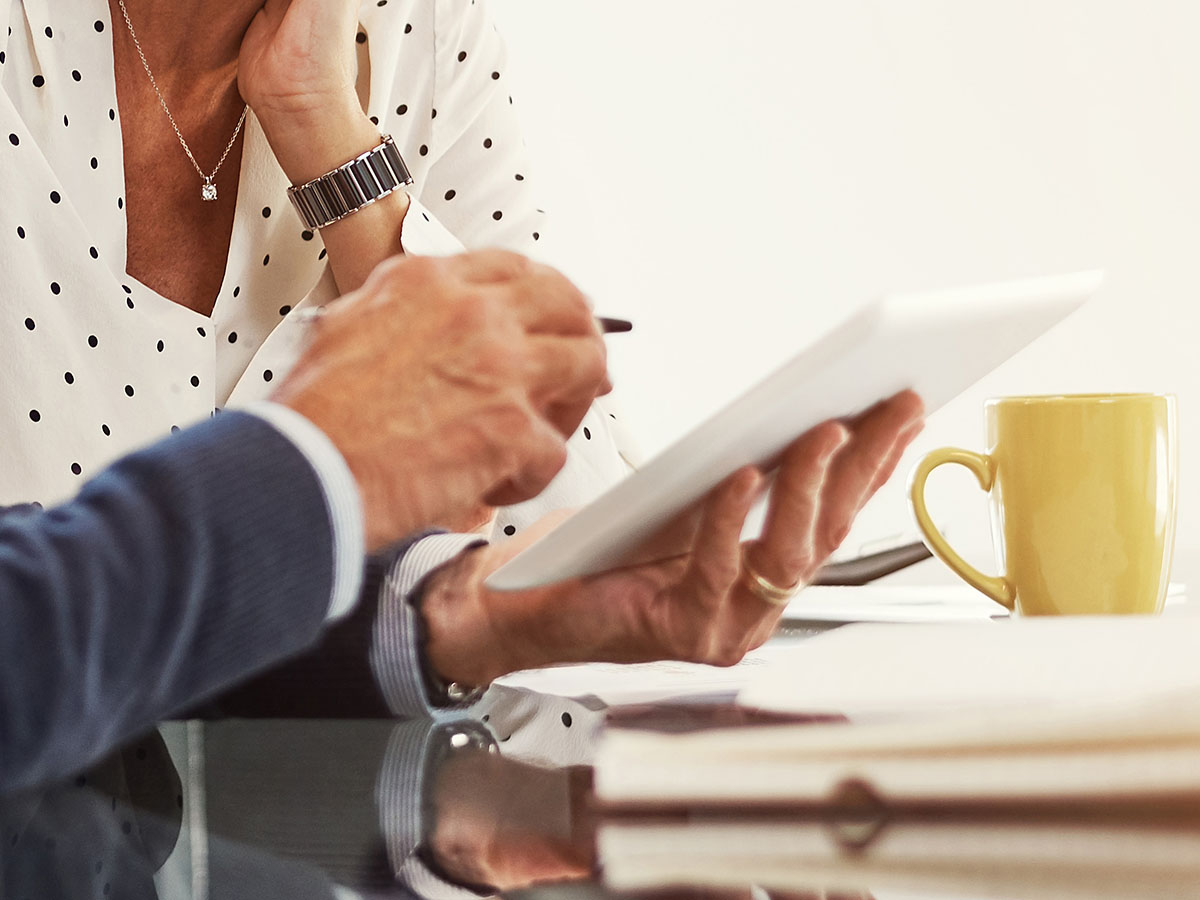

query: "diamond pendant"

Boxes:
[201, 180, 218, 202]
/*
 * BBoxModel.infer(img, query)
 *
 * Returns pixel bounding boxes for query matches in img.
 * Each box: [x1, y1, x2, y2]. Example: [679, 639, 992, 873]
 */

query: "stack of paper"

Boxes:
[493, 640, 801, 706]
[596, 600, 1200, 898]
[782, 583, 1188, 624]
[600, 817, 1200, 899]
[782, 584, 1007, 623]
[497, 586, 1189, 706]
[740, 613, 1200, 719]
[595, 616, 1200, 809]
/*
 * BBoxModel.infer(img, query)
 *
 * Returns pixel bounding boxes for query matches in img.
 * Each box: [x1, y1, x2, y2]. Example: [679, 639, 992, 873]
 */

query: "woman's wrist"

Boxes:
[257, 96, 413, 293]
[255, 97, 381, 185]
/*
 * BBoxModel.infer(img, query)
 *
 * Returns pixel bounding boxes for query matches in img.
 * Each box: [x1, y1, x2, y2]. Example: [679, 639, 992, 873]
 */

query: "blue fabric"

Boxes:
[0, 411, 336, 794]
[193, 531, 441, 721]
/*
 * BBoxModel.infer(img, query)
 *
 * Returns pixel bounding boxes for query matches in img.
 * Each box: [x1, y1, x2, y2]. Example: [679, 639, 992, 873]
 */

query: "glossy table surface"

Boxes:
[7, 591, 1200, 900]
[6, 675, 1200, 900]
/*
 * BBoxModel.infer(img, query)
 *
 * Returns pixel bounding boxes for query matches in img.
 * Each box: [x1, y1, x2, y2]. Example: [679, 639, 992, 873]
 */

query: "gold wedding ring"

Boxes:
[740, 550, 803, 606]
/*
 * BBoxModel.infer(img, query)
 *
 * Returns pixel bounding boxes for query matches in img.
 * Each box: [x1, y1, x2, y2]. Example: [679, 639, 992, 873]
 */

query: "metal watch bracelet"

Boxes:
[287, 134, 414, 230]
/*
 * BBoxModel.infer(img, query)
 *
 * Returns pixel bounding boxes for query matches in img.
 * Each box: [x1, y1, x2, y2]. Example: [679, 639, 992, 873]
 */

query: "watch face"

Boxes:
[446, 682, 486, 704]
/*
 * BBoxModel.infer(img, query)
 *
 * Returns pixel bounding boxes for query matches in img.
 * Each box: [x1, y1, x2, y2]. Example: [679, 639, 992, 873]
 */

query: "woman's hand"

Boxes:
[237, 0, 380, 183]
[419, 391, 925, 687]
[238, 0, 360, 126]
[238, 0, 413, 292]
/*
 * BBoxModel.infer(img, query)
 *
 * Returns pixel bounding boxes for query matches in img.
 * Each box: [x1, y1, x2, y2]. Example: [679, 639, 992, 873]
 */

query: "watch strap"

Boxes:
[287, 134, 414, 230]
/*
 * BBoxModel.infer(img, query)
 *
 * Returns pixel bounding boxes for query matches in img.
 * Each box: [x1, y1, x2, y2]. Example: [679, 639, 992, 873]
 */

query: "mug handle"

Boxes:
[908, 448, 1015, 611]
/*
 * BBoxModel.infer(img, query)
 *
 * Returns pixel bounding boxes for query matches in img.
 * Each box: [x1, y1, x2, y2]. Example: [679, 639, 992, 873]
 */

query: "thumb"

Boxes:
[278, 0, 360, 37]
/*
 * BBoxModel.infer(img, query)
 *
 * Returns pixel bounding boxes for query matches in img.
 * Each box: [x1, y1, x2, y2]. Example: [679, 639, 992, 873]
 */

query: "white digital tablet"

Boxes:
[485, 270, 1103, 591]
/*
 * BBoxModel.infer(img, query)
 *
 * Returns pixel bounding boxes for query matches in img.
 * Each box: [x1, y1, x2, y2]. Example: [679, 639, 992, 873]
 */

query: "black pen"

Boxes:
[297, 306, 632, 334]
[598, 316, 633, 334]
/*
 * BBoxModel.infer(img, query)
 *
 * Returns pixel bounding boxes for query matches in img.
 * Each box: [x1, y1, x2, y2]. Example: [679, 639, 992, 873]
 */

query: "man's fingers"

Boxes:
[865, 417, 925, 497]
[537, 400, 592, 449]
[815, 391, 925, 556]
[837, 391, 925, 509]
[447, 248, 534, 284]
[523, 335, 609, 438]
[482, 415, 570, 508]
[526, 336, 608, 408]
[844, 389, 924, 430]
[446, 250, 597, 337]
[507, 268, 597, 337]
[679, 468, 763, 616]
[749, 422, 849, 587]
[367, 252, 597, 339]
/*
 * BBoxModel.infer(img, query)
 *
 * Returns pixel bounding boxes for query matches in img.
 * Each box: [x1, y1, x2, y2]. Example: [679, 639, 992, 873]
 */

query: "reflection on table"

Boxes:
[4, 684, 1200, 900]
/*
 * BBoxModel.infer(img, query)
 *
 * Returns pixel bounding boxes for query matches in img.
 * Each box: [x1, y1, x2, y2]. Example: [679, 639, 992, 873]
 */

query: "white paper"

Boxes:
[494, 641, 804, 706]
[600, 818, 1200, 899]
[783, 584, 1007, 623]
[494, 585, 1188, 706]
[783, 583, 1187, 624]
[739, 610, 1200, 719]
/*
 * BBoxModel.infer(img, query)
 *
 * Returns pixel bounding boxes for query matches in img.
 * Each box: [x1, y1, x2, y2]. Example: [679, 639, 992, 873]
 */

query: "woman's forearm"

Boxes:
[238, 0, 412, 295]
[258, 105, 412, 295]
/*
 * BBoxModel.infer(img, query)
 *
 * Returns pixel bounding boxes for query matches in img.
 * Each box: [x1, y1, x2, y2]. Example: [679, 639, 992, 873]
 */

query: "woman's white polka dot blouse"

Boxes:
[0, 0, 635, 542]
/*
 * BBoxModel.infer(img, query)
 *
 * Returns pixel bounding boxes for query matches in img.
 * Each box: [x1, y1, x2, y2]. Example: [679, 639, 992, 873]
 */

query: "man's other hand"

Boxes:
[272, 251, 609, 551]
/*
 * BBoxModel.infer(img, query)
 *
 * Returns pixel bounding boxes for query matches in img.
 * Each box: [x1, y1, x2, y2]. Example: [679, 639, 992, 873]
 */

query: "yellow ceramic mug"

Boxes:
[909, 394, 1178, 615]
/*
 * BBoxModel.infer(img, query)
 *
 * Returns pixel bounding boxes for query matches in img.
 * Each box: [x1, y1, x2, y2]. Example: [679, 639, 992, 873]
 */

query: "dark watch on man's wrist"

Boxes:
[409, 550, 489, 708]
[419, 648, 488, 708]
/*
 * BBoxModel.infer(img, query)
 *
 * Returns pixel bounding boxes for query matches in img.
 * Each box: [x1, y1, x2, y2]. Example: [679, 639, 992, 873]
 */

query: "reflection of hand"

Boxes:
[272, 251, 608, 551]
[427, 750, 595, 891]
[422, 745, 881, 898]
[420, 392, 924, 686]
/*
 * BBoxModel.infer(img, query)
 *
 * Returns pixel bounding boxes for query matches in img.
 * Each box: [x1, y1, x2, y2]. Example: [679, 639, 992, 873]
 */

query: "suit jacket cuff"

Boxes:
[244, 402, 365, 622]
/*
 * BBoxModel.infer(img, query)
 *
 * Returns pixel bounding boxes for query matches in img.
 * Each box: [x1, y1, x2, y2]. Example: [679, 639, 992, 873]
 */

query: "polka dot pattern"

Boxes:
[0, 0, 622, 519]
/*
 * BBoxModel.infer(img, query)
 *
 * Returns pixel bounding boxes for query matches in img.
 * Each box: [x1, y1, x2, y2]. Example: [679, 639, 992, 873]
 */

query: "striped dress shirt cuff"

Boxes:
[371, 533, 490, 718]
[378, 720, 497, 899]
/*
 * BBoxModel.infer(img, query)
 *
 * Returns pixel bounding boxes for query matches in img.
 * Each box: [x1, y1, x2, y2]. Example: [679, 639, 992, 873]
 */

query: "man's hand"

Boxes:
[272, 251, 609, 551]
[419, 391, 924, 686]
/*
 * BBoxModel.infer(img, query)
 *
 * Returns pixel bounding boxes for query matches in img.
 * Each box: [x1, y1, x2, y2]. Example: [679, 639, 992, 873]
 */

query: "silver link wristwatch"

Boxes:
[287, 134, 414, 230]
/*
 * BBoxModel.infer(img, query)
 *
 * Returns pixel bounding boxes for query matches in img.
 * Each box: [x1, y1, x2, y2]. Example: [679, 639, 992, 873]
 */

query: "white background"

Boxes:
[490, 1, 1200, 583]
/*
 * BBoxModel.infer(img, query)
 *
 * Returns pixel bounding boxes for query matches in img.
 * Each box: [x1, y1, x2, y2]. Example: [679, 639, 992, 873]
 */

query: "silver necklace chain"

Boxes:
[116, 0, 248, 201]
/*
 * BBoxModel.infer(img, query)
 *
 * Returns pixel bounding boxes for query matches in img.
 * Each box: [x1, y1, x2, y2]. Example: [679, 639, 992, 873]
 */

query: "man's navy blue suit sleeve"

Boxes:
[0, 411, 339, 794]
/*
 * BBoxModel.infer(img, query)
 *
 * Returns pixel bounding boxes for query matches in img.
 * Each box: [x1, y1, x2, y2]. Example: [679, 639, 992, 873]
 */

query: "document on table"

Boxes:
[740, 610, 1200, 719]
[594, 615, 1200, 811]
[494, 641, 804, 706]
[783, 583, 1187, 624]
[496, 584, 1188, 705]
[494, 585, 1007, 705]
[783, 584, 1005, 623]
[599, 817, 1200, 899]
